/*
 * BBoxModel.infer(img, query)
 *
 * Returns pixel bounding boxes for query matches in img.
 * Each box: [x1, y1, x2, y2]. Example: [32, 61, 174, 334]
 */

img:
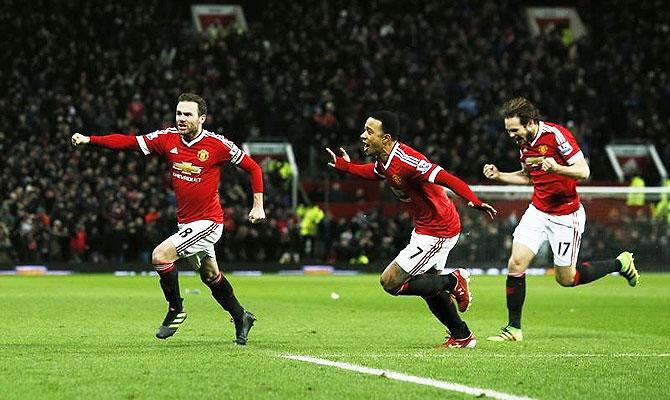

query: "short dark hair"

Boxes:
[369, 110, 399, 137]
[178, 93, 207, 116]
[501, 97, 538, 126]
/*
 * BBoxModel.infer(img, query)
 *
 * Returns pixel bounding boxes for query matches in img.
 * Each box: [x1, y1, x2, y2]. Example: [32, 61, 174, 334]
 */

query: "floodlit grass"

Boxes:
[2, 273, 669, 399]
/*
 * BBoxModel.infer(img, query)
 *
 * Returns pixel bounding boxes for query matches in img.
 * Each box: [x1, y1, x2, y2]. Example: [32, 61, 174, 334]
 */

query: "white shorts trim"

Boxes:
[512, 204, 585, 266]
[169, 220, 223, 269]
[395, 231, 459, 275]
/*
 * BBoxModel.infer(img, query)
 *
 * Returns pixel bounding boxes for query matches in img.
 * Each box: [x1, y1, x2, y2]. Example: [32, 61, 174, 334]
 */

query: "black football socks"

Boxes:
[206, 272, 244, 322]
[423, 292, 470, 339]
[395, 273, 456, 297]
[506, 274, 526, 329]
[573, 259, 621, 285]
[155, 262, 183, 311]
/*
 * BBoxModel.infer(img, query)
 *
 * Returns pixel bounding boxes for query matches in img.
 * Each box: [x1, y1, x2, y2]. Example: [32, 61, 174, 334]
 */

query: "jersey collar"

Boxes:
[382, 141, 400, 170]
[530, 121, 545, 146]
[181, 129, 207, 147]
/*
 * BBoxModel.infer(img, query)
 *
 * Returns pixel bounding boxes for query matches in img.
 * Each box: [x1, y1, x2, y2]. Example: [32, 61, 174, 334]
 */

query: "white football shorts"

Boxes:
[394, 230, 460, 276]
[513, 203, 585, 267]
[169, 220, 223, 270]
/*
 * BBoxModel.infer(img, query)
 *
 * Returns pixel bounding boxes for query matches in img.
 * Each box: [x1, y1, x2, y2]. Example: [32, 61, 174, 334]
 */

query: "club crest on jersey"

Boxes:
[197, 149, 209, 162]
[392, 174, 402, 185]
[538, 145, 548, 155]
[416, 160, 432, 174]
[173, 161, 203, 175]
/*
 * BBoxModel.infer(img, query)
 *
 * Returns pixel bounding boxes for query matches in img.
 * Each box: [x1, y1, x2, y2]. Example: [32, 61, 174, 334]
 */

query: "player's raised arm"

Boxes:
[483, 163, 532, 185]
[71, 132, 142, 151]
[325, 147, 383, 180]
[237, 154, 266, 223]
[326, 146, 350, 167]
[428, 166, 497, 219]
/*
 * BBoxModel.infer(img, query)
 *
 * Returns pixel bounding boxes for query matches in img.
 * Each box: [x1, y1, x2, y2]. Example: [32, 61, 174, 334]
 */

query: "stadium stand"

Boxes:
[1, 0, 669, 268]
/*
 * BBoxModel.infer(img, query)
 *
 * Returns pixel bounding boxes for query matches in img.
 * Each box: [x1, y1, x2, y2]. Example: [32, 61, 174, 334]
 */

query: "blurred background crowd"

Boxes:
[1, 0, 669, 268]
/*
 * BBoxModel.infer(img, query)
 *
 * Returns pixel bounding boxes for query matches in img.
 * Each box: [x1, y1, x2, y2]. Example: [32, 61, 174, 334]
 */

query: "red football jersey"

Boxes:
[137, 127, 246, 224]
[519, 121, 584, 215]
[373, 142, 460, 238]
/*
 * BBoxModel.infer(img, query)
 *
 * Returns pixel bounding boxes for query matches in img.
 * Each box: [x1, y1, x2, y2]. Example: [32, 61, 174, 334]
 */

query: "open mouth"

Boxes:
[362, 142, 369, 152]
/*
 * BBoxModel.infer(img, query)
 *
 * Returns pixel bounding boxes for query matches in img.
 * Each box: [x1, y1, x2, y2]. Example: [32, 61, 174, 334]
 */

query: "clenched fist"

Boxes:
[541, 157, 559, 172]
[483, 164, 499, 180]
[71, 133, 90, 146]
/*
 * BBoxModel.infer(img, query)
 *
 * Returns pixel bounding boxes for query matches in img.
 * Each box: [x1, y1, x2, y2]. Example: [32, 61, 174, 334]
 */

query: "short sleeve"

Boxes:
[137, 129, 170, 155]
[408, 157, 439, 183]
[555, 127, 583, 165]
[217, 137, 244, 165]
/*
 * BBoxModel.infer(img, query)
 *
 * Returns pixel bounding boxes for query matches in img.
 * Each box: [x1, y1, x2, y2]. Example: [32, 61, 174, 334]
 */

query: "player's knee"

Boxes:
[383, 285, 399, 296]
[555, 273, 575, 287]
[507, 256, 527, 273]
[151, 248, 168, 265]
[379, 275, 399, 296]
[379, 275, 391, 292]
[199, 269, 218, 284]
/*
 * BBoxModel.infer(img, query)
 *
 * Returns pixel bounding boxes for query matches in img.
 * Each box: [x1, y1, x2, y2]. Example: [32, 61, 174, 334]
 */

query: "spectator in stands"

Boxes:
[0, 223, 15, 263]
[1, 0, 668, 266]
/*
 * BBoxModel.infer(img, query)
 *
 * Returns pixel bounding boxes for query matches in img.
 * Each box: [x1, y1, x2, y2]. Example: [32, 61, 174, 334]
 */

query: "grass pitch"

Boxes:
[1, 273, 669, 399]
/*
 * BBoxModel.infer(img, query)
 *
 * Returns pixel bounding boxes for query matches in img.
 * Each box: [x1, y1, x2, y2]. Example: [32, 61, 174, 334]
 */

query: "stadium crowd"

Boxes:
[1, 0, 669, 267]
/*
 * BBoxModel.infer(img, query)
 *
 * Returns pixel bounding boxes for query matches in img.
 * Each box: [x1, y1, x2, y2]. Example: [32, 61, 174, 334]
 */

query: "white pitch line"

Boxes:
[283, 354, 534, 400]
[303, 353, 670, 359]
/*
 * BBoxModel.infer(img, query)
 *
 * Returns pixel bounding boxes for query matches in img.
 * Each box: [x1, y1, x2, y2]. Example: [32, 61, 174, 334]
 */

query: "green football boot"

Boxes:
[616, 251, 640, 287]
[487, 325, 523, 342]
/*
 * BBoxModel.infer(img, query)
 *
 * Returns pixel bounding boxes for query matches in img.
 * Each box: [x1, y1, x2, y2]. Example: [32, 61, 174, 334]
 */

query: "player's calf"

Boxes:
[391, 272, 464, 299]
[153, 261, 183, 311]
[380, 275, 400, 295]
[555, 270, 575, 287]
[379, 262, 408, 296]
[205, 272, 245, 319]
[571, 254, 638, 287]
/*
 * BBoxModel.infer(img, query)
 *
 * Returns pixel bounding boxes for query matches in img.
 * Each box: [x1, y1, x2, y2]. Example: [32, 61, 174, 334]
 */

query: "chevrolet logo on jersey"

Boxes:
[525, 156, 545, 168]
[173, 162, 203, 175]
